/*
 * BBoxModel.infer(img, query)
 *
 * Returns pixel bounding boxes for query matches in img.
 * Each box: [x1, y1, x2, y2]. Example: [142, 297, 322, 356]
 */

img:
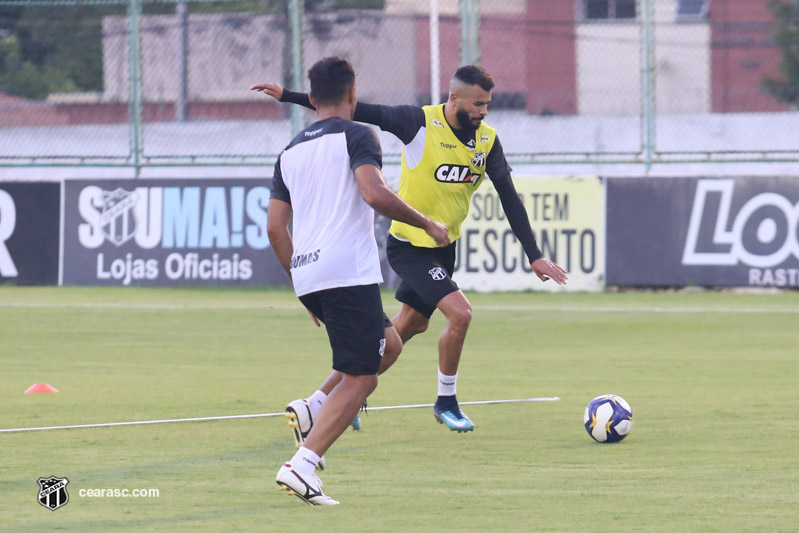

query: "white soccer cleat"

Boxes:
[285, 399, 326, 470]
[275, 463, 339, 506]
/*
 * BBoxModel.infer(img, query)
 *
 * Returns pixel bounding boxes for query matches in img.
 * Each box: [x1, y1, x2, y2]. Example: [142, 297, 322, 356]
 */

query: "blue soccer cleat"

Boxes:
[351, 400, 367, 431]
[433, 399, 474, 433]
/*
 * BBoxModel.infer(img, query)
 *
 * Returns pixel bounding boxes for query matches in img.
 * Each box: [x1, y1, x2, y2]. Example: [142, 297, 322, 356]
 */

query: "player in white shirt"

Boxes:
[267, 56, 449, 505]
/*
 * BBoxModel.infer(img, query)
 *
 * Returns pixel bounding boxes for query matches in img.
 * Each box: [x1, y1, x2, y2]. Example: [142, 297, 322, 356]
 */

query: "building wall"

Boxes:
[38, 1, 793, 127]
[101, 11, 415, 108]
[102, 14, 285, 103]
[656, 22, 711, 114]
[386, 0, 526, 15]
[577, 23, 640, 115]
[577, 0, 710, 115]
[302, 11, 416, 105]
[525, 0, 577, 115]
[709, 0, 791, 112]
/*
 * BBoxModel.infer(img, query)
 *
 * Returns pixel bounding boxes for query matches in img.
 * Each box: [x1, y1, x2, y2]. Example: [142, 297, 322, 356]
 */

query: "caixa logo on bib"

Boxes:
[434, 164, 481, 186]
[682, 179, 799, 286]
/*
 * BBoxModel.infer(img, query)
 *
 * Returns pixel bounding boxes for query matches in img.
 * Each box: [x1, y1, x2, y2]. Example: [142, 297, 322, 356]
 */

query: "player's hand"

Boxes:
[532, 258, 568, 285]
[425, 220, 450, 247]
[250, 82, 284, 101]
[307, 309, 321, 327]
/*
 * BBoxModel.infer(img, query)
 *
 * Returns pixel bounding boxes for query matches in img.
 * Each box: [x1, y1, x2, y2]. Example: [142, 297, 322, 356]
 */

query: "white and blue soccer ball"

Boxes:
[584, 394, 633, 443]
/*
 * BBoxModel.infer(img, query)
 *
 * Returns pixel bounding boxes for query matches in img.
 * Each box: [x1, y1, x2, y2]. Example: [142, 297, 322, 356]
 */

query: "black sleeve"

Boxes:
[353, 103, 425, 145]
[346, 124, 383, 171]
[486, 135, 513, 181]
[279, 89, 315, 110]
[279, 89, 425, 146]
[269, 154, 291, 204]
[493, 173, 543, 264]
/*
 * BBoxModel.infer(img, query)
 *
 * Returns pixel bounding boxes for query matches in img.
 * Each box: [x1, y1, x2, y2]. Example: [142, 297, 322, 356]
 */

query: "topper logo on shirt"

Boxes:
[434, 164, 481, 186]
[304, 127, 323, 137]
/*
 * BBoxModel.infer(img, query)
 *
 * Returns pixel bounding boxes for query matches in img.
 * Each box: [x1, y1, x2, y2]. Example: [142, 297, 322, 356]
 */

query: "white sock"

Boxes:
[307, 390, 327, 417]
[290, 446, 320, 476]
[438, 369, 458, 397]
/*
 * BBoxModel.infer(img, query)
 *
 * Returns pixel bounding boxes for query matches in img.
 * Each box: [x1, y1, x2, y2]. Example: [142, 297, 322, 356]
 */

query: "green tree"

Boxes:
[0, 5, 120, 100]
[0, 0, 385, 101]
[0, 32, 73, 100]
[763, 0, 799, 107]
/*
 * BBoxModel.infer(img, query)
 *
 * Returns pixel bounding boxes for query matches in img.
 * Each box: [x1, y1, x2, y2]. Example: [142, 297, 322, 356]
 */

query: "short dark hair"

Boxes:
[453, 65, 495, 92]
[308, 56, 355, 106]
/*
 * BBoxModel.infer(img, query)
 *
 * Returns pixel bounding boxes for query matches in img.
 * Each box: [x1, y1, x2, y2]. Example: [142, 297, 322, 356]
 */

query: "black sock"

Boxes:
[435, 395, 458, 411]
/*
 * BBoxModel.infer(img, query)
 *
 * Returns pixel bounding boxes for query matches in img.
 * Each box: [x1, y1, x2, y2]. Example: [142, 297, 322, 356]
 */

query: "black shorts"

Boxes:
[386, 235, 459, 319]
[298, 284, 386, 375]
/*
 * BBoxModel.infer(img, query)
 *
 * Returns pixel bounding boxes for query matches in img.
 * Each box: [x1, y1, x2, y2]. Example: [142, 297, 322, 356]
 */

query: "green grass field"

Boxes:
[1, 287, 798, 532]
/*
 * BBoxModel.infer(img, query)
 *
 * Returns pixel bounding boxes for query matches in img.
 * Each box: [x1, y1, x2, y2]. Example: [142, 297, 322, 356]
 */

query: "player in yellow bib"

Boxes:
[390, 102, 496, 247]
[254, 65, 567, 435]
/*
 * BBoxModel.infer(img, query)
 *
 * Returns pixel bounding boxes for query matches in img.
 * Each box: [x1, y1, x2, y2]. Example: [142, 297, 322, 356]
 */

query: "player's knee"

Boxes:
[396, 314, 428, 341]
[346, 373, 378, 396]
[380, 328, 402, 373]
[362, 374, 378, 396]
[408, 318, 429, 336]
[448, 303, 472, 332]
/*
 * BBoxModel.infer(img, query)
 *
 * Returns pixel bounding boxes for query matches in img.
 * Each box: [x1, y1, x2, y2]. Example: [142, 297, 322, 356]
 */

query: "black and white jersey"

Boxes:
[271, 117, 383, 297]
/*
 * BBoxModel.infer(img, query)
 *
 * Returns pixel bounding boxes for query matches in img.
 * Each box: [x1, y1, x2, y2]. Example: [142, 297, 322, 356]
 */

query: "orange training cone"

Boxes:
[24, 384, 59, 394]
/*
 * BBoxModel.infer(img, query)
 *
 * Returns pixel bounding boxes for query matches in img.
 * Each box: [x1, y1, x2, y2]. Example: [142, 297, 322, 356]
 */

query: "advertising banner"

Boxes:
[62, 179, 289, 287]
[453, 177, 605, 292]
[607, 177, 799, 288]
[0, 182, 60, 286]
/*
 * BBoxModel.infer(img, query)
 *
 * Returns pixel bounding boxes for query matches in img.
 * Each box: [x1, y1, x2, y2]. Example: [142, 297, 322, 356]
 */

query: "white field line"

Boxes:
[477, 305, 799, 314]
[0, 397, 559, 434]
[0, 301, 797, 314]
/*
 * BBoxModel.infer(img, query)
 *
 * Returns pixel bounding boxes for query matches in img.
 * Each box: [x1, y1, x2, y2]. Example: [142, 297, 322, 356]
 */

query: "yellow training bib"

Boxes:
[390, 104, 497, 247]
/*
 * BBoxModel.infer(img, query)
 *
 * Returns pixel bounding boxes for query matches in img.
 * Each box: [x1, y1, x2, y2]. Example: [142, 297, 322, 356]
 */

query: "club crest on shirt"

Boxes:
[471, 151, 486, 168]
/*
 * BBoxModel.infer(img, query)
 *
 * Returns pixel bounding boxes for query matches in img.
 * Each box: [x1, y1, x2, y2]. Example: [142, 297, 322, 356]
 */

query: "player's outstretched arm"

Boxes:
[250, 82, 283, 100]
[251, 83, 315, 110]
[493, 173, 568, 284]
[354, 164, 450, 247]
[251, 83, 422, 144]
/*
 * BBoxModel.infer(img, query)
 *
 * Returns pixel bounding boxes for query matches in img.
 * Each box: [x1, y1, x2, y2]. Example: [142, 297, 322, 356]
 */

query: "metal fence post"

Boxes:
[640, 0, 656, 171]
[288, 0, 304, 137]
[430, 0, 440, 104]
[459, 0, 481, 66]
[176, 0, 189, 123]
[128, 0, 143, 177]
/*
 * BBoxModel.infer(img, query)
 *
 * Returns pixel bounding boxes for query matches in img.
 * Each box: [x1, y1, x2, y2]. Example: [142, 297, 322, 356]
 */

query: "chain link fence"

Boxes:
[1, 0, 798, 171]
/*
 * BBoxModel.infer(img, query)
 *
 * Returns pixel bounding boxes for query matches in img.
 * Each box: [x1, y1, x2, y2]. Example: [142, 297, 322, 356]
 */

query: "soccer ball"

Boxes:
[584, 394, 633, 443]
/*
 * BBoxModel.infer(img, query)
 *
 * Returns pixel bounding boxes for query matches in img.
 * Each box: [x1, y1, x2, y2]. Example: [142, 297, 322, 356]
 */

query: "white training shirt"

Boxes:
[270, 117, 384, 297]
